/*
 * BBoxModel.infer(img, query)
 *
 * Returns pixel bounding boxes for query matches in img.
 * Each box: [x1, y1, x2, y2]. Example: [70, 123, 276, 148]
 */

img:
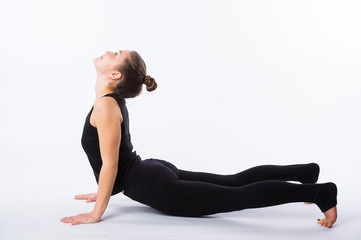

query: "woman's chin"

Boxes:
[93, 58, 100, 66]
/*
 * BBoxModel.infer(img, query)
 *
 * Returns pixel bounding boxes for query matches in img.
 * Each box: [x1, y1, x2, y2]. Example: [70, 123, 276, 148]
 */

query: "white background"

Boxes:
[0, 0, 360, 239]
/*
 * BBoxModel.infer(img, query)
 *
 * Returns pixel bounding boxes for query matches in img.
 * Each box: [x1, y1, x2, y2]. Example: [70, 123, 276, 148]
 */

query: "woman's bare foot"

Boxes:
[317, 206, 337, 228]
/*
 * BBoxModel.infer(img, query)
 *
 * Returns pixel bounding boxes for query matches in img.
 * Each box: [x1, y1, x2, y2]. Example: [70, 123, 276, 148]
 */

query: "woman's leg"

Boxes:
[156, 179, 337, 218]
[179, 163, 320, 187]
[125, 159, 337, 227]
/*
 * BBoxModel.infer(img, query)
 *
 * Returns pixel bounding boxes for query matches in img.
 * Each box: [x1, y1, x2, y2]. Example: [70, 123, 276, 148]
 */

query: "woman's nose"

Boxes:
[105, 51, 112, 55]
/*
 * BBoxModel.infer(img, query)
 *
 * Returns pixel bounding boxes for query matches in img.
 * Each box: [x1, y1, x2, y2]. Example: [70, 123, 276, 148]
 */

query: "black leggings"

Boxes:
[124, 159, 337, 217]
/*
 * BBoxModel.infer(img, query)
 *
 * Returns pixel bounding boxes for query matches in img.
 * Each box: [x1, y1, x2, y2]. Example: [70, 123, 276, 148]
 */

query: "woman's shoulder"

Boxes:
[92, 95, 123, 126]
[95, 95, 118, 107]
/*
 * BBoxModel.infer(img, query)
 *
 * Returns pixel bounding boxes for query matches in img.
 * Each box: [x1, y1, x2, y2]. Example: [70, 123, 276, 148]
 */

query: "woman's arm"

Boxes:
[61, 97, 122, 225]
[92, 97, 122, 217]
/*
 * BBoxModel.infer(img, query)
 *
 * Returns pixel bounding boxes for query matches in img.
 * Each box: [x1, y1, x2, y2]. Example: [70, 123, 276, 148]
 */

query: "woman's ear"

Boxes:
[110, 71, 122, 80]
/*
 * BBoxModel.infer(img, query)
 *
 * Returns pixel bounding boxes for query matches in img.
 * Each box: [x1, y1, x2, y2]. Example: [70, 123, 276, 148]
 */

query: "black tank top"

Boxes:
[81, 93, 141, 195]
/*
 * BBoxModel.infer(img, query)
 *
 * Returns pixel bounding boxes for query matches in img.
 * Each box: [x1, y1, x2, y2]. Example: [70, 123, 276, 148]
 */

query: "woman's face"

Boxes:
[93, 50, 131, 75]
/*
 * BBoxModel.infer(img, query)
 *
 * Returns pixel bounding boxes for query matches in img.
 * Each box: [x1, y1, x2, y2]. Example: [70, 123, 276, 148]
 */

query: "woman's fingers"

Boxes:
[74, 194, 90, 200]
[74, 193, 97, 201]
[85, 196, 96, 203]
[61, 212, 100, 225]
[61, 215, 79, 224]
[61, 217, 73, 223]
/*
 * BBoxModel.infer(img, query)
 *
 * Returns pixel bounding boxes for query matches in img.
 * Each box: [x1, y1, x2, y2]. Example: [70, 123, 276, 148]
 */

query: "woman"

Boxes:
[61, 50, 338, 228]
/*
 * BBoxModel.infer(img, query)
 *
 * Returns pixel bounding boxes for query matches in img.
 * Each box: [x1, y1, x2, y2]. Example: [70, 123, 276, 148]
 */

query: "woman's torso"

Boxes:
[81, 92, 142, 195]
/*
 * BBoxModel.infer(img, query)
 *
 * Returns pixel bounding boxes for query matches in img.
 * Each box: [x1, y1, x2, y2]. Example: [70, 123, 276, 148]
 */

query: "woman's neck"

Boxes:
[95, 76, 114, 100]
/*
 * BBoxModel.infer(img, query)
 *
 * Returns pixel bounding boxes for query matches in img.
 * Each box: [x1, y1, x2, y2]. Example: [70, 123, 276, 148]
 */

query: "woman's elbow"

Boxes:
[101, 161, 118, 172]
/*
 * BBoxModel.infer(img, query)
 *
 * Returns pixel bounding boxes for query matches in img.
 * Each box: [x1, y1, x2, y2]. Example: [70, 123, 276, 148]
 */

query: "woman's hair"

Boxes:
[113, 51, 157, 98]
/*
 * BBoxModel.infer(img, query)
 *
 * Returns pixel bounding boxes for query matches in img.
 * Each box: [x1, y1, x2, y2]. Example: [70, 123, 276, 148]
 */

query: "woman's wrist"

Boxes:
[91, 209, 104, 220]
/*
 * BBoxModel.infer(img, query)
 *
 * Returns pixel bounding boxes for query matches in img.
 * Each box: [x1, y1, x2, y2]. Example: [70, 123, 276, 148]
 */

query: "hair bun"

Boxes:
[144, 75, 157, 92]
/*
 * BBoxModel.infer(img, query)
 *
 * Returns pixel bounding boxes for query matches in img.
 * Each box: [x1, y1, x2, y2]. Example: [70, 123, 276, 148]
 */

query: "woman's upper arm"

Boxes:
[93, 97, 123, 166]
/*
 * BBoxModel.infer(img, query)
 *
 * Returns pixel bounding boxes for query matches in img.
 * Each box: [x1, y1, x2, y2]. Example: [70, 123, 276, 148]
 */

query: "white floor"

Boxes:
[1, 179, 360, 240]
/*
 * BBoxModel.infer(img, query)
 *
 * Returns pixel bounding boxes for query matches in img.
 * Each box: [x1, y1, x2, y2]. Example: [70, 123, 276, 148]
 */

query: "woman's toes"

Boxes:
[317, 218, 335, 228]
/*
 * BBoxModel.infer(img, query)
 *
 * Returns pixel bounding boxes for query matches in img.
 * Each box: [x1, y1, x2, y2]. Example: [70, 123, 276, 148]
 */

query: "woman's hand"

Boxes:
[74, 193, 97, 203]
[61, 211, 101, 225]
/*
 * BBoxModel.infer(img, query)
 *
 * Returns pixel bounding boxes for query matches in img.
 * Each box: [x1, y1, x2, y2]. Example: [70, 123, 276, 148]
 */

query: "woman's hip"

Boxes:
[124, 158, 180, 203]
